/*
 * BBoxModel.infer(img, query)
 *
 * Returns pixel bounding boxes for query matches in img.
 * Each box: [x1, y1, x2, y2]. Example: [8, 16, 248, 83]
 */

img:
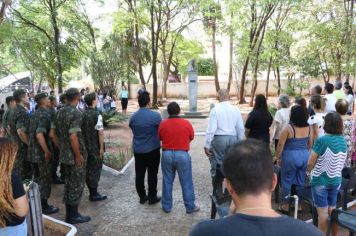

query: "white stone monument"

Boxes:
[185, 59, 202, 116]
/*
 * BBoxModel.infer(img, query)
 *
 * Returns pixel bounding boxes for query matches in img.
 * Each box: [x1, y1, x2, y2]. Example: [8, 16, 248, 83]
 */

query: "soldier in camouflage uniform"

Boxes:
[8, 89, 33, 180]
[55, 88, 91, 224]
[82, 93, 107, 202]
[2, 96, 16, 137]
[48, 95, 65, 184]
[28, 93, 59, 215]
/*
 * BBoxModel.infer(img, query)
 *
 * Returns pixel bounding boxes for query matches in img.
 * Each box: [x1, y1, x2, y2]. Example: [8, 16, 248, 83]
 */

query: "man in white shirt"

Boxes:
[204, 89, 245, 197]
[324, 83, 337, 113]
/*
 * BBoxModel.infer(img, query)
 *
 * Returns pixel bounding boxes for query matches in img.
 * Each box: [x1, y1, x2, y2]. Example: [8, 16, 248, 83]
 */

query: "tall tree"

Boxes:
[12, 0, 69, 93]
[202, 1, 222, 92]
[237, 0, 278, 104]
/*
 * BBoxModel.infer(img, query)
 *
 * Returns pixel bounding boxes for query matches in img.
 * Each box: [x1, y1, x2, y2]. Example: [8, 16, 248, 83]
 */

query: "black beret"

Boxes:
[35, 92, 48, 103]
[84, 92, 97, 103]
[65, 88, 80, 97]
[13, 89, 27, 100]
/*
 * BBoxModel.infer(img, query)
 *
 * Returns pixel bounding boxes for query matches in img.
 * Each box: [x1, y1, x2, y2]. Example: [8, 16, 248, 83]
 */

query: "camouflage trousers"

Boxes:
[63, 164, 86, 205]
[86, 154, 103, 189]
[51, 147, 65, 179]
[13, 149, 33, 180]
[33, 160, 53, 200]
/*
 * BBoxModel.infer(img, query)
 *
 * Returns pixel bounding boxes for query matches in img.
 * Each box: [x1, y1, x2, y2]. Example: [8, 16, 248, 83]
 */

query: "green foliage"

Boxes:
[197, 58, 214, 76]
[268, 104, 278, 118]
[102, 110, 128, 127]
[103, 148, 132, 171]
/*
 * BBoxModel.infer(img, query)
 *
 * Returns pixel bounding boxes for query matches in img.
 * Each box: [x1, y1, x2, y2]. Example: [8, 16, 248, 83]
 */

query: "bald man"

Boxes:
[204, 89, 245, 197]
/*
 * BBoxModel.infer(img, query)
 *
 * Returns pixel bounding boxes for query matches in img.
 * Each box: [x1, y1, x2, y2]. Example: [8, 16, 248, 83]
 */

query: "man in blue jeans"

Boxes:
[129, 91, 162, 205]
[158, 102, 199, 214]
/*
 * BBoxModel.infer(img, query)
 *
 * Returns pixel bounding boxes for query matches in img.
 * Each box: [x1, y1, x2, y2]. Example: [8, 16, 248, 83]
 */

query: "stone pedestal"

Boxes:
[185, 59, 202, 117]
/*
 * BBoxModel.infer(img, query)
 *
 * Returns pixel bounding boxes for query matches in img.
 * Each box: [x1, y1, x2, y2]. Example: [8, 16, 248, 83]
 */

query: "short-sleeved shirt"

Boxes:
[324, 94, 337, 113]
[120, 90, 129, 99]
[273, 108, 290, 140]
[28, 107, 53, 163]
[5, 173, 26, 227]
[8, 104, 30, 155]
[82, 108, 104, 156]
[189, 213, 322, 236]
[245, 109, 273, 143]
[308, 113, 326, 137]
[311, 135, 347, 186]
[129, 108, 162, 154]
[2, 108, 12, 136]
[55, 104, 87, 165]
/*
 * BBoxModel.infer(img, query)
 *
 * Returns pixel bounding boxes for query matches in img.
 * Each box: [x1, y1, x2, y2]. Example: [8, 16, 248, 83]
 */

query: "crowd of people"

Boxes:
[0, 88, 111, 234]
[0, 80, 355, 235]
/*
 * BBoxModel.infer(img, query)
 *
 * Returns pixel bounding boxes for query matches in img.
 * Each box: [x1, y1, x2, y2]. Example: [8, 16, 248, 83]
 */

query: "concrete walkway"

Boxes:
[49, 120, 212, 236]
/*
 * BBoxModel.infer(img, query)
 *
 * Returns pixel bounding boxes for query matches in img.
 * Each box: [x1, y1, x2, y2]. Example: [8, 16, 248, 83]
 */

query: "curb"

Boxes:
[43, 214, 77, 236]
[103, 157, 134, 176]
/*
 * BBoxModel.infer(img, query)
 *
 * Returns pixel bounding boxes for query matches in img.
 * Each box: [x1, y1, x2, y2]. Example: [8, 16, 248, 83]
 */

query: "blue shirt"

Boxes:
[129, 108, 162, 153]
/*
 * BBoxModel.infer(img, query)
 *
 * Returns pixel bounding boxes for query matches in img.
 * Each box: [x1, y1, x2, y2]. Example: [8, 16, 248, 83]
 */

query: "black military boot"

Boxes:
[53, 175, 65, 184]
[65, 204, 91, 224]
[41, 199, 59, 215]
[89, 187, 107, 202]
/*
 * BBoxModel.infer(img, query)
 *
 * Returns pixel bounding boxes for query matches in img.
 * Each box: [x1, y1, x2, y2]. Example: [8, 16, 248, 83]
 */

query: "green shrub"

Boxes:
[102, 110, 128, 127]
[268, 104, 277, 118]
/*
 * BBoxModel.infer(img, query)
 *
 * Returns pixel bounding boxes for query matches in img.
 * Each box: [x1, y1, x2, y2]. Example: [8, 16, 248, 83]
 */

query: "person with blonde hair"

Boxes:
[0, 138, 29, 235]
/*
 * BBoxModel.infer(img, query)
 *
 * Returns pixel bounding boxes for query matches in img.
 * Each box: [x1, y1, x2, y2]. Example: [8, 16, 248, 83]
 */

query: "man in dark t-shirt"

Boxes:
[190, 139, 322, 236]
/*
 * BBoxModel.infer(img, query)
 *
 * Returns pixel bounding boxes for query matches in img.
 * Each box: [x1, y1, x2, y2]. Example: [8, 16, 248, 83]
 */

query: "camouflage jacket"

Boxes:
[28, 107, 53, 163]
[8, 104, 30, 152]
[82, 108, 104, 156]
[2, 108, 12, 137]
[55, 104, 87, 165]
[48, 107, 57, 129]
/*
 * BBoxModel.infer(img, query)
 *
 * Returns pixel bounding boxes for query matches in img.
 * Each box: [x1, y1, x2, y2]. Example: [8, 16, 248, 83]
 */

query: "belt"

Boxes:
[162, 149, 188, 152]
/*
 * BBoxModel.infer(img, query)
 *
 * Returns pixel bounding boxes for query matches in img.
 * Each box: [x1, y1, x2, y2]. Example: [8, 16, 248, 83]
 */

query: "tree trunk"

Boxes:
[212, 22, 220, 92]
[227, 13, 233, 93]
[150, 3, 159, 108]
[50, 4, 63, 93]
[239, 57, 250, 104]
[265, 56, 272, 98]
[276, 66, 281, 96]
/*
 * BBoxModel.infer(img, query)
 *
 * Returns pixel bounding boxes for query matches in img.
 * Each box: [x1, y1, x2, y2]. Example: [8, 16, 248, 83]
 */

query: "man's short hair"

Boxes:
[335, 81, 342, 90]
[278, 94, 290, 108]
[138, 91, 150, 108]
[313, 85, 322, 95]
[325, 83, 334, 94]
[49, 96, 56, 102]
[65, 88, 80, 102]
[218, 89, 229, 101]
[335, 99, 348, 115]
[224, 139, 274, 197]
[5, 96, 15, 106]
[324, 112, 343, 135]
[167, 102, 180, 116]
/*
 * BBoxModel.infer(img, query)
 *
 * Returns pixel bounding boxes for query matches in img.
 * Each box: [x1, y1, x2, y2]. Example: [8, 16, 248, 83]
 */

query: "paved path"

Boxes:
[49, 120, 212, 236]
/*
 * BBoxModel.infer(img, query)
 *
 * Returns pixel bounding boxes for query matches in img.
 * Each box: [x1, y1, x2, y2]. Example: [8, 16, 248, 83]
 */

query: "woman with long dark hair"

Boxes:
[0, 138, 29, 235]
[344, 85, 354, 115]
[245, 94, 273, 144]
[275, 105, 313, 213]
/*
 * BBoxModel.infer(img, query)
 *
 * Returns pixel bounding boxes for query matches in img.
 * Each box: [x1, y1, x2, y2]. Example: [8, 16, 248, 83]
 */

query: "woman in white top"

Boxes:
[273, 94, 291, 149]
[308, 95, 326, 139]
[344, 85, 354, 115]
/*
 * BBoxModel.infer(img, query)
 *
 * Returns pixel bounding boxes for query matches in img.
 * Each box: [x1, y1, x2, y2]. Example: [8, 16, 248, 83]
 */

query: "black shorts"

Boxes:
[121, 98, 128, 110]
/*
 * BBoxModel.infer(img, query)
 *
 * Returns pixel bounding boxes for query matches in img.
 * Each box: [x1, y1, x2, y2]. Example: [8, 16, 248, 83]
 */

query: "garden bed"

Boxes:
[103, 121, 133, 171]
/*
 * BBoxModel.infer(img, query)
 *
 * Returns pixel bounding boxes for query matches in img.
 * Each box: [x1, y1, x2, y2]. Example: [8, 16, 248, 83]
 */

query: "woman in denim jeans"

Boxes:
[0, 138, 29, 235]
[158, 102, 199, 214]
[308, 112, 347, 234]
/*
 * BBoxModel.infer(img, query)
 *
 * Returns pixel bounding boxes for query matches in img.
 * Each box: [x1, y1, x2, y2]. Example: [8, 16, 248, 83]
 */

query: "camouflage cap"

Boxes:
[65, 88, 80, 97]
[13, 89, 27, 100]
[48, 95, 57, 101]
[35, 92, 48, 103]
[84, 92, 97, 103]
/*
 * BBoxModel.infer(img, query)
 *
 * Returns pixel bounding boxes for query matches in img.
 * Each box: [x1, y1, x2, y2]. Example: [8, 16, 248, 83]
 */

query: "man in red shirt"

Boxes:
[158, 102, 199, 214]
